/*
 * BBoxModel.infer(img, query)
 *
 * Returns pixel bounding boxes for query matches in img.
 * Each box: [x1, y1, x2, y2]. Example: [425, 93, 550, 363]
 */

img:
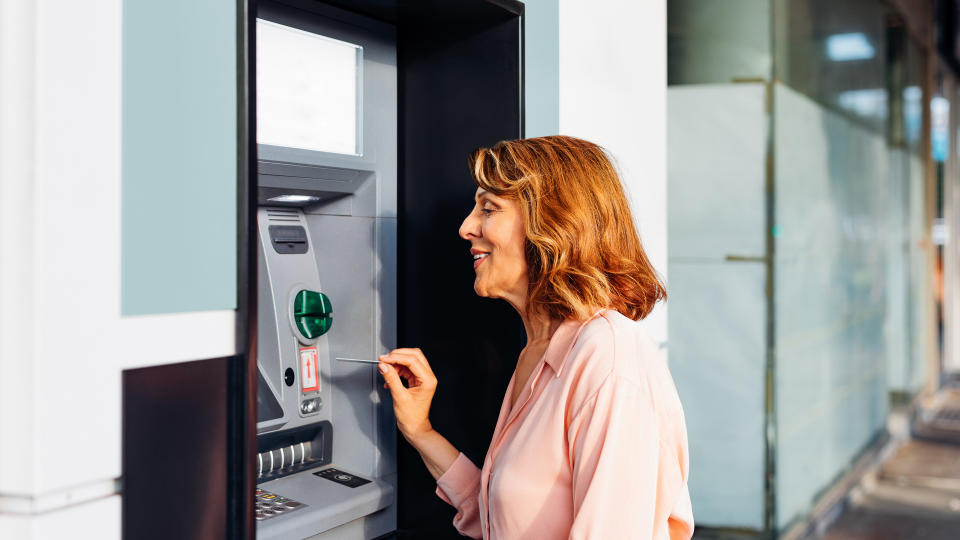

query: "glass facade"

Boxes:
[943, 70, 960, 375]
[667, 0, 935, 532]
[668, 0, 771, 84]
[668, 83, 769, 528]
[772, 81, 891, 528]
[774, 0, 890, 133]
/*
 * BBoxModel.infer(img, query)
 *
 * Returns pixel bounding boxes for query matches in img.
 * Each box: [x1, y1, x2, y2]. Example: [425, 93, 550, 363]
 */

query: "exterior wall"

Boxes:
[0, 0, 237, 537]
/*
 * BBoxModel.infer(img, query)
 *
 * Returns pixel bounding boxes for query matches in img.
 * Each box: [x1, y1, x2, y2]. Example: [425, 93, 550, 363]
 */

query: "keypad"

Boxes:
[255, 488, 307, 521]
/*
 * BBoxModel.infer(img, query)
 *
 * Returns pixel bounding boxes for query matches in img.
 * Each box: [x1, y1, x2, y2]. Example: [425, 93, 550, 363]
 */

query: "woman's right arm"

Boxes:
[379, 348, 484, 538]
[378, 347, 459, 478]
[406, 428, 461, 480]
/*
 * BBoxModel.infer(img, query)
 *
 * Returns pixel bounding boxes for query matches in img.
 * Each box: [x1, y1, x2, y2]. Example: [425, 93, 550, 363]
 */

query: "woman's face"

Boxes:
[459, 188, 529, 307]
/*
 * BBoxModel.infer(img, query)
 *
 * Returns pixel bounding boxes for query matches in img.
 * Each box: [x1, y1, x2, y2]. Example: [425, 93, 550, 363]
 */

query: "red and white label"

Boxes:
[299, 346, 320, 393]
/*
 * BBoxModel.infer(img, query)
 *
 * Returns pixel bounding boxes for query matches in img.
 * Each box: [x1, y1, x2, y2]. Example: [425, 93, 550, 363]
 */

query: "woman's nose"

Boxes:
[459, 210, 479, 240]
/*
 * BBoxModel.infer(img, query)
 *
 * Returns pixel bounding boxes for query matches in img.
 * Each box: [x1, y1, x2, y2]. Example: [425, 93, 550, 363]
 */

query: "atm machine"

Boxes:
[236, 0, 523, 538]
[251, 2, 398, 537]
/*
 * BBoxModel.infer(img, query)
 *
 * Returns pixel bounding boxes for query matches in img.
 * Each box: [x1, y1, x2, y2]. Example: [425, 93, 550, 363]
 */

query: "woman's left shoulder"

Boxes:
[565, 310, 665, 391]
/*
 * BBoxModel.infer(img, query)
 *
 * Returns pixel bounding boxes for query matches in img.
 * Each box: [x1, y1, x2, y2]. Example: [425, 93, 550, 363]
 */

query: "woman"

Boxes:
[377, 136, 693, 539]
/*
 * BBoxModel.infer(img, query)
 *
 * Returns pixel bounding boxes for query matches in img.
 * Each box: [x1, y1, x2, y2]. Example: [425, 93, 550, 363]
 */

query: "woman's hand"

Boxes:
[378, 347, 437, 445]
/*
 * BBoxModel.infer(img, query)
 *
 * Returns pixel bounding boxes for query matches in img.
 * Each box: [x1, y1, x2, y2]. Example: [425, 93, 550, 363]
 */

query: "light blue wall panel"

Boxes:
[522, 0, 559, 137]
[774, 83, 889, 529]
[122, 0, 237, 315]
[668, 84, 768, 529]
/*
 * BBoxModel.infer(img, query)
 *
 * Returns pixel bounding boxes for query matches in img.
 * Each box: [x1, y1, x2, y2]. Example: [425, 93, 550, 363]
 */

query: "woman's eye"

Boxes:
[480, 207, 495, 216]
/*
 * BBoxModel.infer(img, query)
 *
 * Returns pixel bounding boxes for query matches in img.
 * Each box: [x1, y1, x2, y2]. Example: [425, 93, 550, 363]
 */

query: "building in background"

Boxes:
[668, 0, 960, 537]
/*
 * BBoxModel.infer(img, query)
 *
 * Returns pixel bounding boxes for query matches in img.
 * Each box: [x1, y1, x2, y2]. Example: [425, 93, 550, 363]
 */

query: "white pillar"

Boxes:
[558, 0, 668, 345]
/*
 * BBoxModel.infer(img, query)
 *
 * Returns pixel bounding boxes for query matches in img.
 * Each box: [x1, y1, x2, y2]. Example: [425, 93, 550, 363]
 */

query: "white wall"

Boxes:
[0, 1, 235, 537]
[557, 0, 668, 344]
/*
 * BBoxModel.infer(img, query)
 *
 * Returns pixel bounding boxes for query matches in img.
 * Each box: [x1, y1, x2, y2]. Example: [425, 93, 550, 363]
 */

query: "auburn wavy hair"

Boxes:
[468, 135, 666, 322]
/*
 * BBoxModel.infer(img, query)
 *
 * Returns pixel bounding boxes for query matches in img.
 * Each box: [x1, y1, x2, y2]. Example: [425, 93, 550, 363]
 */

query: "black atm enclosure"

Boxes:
[121, 1, 523, 539]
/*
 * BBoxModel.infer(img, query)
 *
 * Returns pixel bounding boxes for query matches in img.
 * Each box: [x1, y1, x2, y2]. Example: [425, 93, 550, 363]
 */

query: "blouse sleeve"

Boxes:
[566, 374, 693, 540]
[435, 452, 483, 539]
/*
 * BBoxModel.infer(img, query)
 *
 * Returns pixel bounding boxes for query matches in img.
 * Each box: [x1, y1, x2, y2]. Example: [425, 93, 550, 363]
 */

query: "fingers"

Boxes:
[396, 365, 415, 385]
[391, 348, 435, 377]
[378, 355, 416, 383]
[379, 352, 429, 383]
[378, 351, 418, 370]
[379, 350, 435, 386]
[378, 362, 406, 401]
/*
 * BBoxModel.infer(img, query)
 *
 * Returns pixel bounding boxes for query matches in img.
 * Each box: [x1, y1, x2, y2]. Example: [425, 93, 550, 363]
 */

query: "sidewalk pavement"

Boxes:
[806, 389, 960, 540]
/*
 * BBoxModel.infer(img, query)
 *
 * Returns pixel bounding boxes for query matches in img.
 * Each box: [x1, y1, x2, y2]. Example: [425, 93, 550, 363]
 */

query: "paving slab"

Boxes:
[818, 504, 960, 540]
[879, 440, 960, 491]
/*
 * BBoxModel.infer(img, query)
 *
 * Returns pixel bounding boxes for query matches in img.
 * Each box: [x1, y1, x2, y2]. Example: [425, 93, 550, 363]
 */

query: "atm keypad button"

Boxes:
[254, 488, 307, 522]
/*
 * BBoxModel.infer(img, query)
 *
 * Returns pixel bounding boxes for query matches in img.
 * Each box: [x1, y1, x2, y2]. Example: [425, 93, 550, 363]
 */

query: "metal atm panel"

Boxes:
[255, 206, 395, 539]
[257, 208, 334, 434]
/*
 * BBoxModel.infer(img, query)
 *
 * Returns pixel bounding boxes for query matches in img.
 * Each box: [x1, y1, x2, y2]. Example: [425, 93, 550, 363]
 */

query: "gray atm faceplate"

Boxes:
[257, 207, 334, 434]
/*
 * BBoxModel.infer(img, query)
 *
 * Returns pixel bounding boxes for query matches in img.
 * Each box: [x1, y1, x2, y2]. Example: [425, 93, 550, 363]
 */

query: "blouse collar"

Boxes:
[542, 309, 607, 377]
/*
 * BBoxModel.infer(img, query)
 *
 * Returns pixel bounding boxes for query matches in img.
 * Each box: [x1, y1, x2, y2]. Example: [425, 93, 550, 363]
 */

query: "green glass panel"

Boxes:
[121, 0, 237, 315]
[294, 290, 333, 339]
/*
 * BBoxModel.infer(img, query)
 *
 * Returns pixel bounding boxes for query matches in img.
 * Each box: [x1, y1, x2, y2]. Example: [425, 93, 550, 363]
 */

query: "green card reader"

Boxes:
[294, 290, 332, 340]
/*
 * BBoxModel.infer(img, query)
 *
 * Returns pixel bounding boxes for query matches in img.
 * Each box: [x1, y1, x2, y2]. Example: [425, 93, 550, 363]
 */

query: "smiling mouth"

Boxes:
[473, 252, 489, 269]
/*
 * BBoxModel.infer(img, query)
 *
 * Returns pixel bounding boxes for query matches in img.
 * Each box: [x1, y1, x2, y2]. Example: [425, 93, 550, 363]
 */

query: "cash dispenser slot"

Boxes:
[257, 422, 333, 482]
[256, 420, 394, 540]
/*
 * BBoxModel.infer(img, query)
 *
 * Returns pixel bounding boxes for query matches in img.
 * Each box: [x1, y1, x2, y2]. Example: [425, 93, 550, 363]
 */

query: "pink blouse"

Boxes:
[435, 310, 693, 539]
